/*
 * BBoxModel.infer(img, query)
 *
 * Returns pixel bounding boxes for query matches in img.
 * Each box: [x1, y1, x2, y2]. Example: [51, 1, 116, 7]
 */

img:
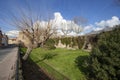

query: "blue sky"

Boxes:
[0, 0, 120, 36]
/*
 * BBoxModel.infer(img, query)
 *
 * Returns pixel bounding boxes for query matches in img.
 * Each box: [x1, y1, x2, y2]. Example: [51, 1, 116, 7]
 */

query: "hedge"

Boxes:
[51, 36, 86, 49]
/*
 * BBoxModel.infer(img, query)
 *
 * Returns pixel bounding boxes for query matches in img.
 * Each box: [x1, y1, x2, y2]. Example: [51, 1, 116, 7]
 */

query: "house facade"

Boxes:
[0, 30, 3, 47]
[2, 34, 8, 46]
[8, 38, 17, 44]
[0, 30, 8, 47]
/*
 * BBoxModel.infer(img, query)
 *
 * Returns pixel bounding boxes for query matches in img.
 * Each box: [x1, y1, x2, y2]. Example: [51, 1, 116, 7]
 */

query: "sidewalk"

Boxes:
[0, 47, 18, 80]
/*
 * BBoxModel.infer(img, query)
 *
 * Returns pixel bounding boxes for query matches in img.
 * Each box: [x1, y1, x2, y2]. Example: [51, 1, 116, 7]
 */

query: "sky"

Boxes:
[0, 0, 120, 37]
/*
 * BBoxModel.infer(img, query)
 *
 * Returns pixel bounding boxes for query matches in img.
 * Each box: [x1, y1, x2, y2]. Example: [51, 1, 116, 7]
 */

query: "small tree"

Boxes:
[86, 25, 120, 80]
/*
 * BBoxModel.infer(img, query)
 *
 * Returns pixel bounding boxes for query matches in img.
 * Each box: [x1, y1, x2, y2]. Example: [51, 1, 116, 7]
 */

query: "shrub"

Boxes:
[77, 36, 85, 49]
[54, 38, 59, 45]
[44, 39, 56, 50]
[72, 37, 78, 47]
[53, 36, 86, 49]
[61, 37, 71, 46]
[86, 25, 120, 80]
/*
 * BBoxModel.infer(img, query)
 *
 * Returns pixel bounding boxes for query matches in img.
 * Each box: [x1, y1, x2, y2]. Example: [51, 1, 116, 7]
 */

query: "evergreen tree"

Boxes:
[87, 25, 120, 80]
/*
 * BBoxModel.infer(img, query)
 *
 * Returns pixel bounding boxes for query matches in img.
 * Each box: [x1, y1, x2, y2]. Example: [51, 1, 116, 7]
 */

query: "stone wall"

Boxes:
[55, 40, 78, 50]
[54, 36, 94, 51]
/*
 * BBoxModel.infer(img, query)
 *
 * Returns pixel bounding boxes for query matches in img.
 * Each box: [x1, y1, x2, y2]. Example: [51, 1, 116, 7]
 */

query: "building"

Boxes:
[0, 29, 9, 47]
[0, 30, 3, 47]
[2, 34, 8, 46]
[16, 31, 31, 47]
[8, 38, 17, 44]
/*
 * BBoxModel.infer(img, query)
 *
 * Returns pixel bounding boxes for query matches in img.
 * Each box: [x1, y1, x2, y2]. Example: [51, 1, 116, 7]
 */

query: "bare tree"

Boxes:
[73, 16, 89, 49]
[61, 21, 73, 36]
[73, 16, 88, 26]
[61, 20, 82, 36]
[62, 16, 87, 36]
[16, 19, 56, 60]
[9, 8, 57, 60]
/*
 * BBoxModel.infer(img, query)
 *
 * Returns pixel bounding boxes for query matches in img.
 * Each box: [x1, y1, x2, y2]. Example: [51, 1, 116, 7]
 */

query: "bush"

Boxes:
[54, 38, 59, 45]
[72, 37, 78, 47]
[77, 36, 85, 49]
[61, 37, 71, 46]
[53, 36, 86, 49]
[86, 25, 120, 80]
[44, 39, 56, 50]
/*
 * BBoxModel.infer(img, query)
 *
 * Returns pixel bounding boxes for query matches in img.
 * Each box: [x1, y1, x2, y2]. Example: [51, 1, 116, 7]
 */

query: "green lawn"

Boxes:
[26, 48, 89, 80]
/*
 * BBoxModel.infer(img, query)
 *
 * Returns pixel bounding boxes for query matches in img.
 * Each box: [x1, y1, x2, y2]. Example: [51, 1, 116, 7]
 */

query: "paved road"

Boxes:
[0, 48, 13, 61]
[0, 47, 18, 80]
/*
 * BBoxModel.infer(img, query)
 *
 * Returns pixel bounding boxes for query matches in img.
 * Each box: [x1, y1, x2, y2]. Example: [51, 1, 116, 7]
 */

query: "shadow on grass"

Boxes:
[35, 53, 58, 63]
[21, 54, 51, 80]
[75, 55, 89, 76]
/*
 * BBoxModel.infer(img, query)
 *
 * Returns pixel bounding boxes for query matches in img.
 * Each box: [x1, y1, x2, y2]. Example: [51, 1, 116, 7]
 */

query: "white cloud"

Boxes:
[53, 12, 82, 35]
[34, 14, 120, 36]
[79, 25, 94, 35]
[83, 25, 94, 31]
[80, 16, 120, 34]
[79, 32, 85, 36]
[93, 27, 103, 31]
[54, 12, 63, 22]
[34, 12, 82, 36]
[6, 14, 120, 37]
[6, 30, 19, 37]
[67, 31, 77, 36]
[95, 16, 120, 28]
[57, 29, 64, 35]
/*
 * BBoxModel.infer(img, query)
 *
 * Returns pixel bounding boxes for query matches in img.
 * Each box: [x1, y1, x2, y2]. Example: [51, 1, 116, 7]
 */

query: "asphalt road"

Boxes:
[0, 47, 18, 80]
[0, 48, 13, 61]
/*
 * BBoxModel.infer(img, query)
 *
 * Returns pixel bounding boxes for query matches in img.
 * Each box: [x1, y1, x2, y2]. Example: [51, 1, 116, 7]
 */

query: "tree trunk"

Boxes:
[82, 37, 87, 49]
[22, 47, 32, 60]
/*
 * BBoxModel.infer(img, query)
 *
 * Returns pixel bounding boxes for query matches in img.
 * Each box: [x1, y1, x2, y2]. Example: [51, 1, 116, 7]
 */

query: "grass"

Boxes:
[20, 48, 89, 80]
[25, 48, 89, 80]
